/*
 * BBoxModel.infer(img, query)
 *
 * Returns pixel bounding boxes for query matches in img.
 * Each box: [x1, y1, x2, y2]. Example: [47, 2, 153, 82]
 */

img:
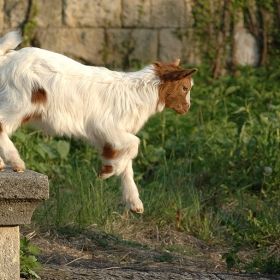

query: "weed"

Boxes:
[12, 61, 280, 274]
[156, 252, 174, 262]
[222, 248, 280, 274]
[20, 237, 42, 279]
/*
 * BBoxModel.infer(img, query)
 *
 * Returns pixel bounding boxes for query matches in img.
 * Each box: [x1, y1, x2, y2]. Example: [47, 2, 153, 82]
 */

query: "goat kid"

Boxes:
[0, 31, 197, 213]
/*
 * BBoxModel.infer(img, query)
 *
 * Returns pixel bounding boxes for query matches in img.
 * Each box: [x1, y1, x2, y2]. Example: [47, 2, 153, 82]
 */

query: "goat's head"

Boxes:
[154, 59, 197, 114]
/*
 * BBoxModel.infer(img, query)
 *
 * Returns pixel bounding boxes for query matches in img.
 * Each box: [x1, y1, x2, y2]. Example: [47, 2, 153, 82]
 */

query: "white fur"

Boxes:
[0, 32, 196, 213]
[0, 31, 170, 213]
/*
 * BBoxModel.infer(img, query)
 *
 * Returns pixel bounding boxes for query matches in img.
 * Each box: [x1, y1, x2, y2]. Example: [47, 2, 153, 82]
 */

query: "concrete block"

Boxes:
[0, 167, 49, 225]
[151, 0, 188, 28]
[159, 28, 201, 65]
[0, 167, 49, 280]
[0, 0, 4, 33]
[106, 28, 158, 68]
[159, 28, 183, 63]
[122, 0, 151, 27]
[234, 27, 259, 66]
[3, 0, 28, 29]
[36, 0, 63, 27]
[63, 0, 122, 27]
[36, 28, 105, 65]
[0, 226, 19, 280]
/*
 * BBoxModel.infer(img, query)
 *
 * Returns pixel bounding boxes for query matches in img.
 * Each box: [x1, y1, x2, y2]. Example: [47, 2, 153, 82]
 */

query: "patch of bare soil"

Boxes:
[21, 224, 279, 280]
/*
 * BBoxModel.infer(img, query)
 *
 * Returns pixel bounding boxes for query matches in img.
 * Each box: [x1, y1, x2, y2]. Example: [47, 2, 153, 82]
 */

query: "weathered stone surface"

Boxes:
[0, 167, 49, 225]
[63, 0, 122, 27]
[0, 167, 48, 200]
[36, 28, 105, 65]
[0, 0, 261, 69]
[159, 28, 201, 65]
[151, 0, 189, 28]
[36, 0, 63, 27]
[0, 200, 42, 225]
[159, 28, 183, 63]
[234, 27, 259, 66]
[0, 0, 4, 32]
[122, 0, 151, 27]
[106, 29, 158, 68]
[0, 226, 19, 280]
[3, 0, 28, 29]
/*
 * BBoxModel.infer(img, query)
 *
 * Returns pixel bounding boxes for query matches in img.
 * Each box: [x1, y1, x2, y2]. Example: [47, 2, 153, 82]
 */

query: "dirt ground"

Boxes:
[22, 227, 279, 280]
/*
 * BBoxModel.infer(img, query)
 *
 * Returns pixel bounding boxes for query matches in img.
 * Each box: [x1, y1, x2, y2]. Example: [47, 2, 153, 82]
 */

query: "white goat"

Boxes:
[0, 31, 197, 213]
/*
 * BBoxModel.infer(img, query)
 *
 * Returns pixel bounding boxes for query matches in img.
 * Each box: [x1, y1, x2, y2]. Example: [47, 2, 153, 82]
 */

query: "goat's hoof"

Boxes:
[12, 164, 26, 172]
[126, 198, 144, 214]
[0, 160, 5, 171]
[13, 167, 25, 172]
[98, 165, 114, 179]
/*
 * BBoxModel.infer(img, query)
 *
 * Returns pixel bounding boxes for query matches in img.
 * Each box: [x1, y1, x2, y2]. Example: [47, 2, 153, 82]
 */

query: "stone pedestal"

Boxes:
[0, 167, 49, 280]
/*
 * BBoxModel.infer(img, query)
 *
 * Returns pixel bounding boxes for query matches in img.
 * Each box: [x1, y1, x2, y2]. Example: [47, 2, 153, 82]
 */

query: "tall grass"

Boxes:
[13, 63, 280, 271]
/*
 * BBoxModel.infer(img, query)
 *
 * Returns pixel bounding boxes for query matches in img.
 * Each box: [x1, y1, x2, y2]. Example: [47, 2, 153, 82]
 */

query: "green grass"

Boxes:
[14, 62, 280, 274]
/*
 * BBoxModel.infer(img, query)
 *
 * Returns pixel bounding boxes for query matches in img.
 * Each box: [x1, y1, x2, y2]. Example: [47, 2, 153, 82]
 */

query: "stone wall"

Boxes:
[0, 0, 258, 68]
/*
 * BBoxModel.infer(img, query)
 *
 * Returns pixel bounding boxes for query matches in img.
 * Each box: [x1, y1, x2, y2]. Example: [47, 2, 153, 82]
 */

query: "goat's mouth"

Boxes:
[173, 104, 189, 115]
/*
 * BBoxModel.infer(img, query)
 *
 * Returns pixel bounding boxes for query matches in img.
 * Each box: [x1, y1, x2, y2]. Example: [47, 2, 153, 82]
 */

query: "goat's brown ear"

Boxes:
[184, 68, 198, 76]
[172, 58, 180, 66]
[163, 68, 198, 81]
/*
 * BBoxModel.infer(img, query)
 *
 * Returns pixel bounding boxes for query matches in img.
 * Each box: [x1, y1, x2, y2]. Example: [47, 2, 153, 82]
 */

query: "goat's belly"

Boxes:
[29, 119, 87, 140]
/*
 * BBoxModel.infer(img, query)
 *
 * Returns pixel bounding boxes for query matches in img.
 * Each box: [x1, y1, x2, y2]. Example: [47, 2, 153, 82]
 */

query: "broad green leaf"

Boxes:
[36, 146, 46, 159]
[38, 143, 58, 159]
[28, 245, 41, 255]
[13, 130, 27, 141]
[232, 107, 246, 114]
[56, 140, 70, 159]
[225, 86, 240, 95]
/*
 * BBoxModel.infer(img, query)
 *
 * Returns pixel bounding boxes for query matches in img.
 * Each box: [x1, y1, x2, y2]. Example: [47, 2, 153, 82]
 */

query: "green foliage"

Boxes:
[12, 129, 71, 177]
[222, 248, 280, 274]
[22, 1, 39, 47]
[12, 61, 280, 274]
[20, 237, 42, 279]
[191, 0, 279, 75]
[156, 252, 174, 262]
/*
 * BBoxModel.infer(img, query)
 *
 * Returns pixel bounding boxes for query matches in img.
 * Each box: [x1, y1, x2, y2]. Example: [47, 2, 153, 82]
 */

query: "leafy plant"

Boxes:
[222, 248, 280, 274]
[156, 252, 174, 262]
[20, 237, 42, 279]
[12, 60, 280, 274]
[22, 0, 39, 47]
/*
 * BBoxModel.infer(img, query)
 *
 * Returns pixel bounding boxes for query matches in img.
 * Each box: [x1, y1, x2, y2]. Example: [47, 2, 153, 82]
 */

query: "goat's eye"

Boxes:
[183, 86, 188, 91]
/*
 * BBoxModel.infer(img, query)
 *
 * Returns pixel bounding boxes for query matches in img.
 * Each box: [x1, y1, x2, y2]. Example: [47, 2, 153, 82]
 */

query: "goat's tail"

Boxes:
[0, 31, 23, 55]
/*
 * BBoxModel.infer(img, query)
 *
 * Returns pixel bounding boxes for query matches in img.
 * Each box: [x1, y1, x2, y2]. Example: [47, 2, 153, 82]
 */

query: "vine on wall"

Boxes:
[22, 0, 38, 47]
[191, 0, 279, 78]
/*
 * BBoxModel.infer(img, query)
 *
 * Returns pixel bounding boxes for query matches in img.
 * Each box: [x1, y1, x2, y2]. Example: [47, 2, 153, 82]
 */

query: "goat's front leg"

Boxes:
[98, 133, 140, 178]
[97, 132, 143, 213]
[121, 159, 144, 213]
[0, 130, 26, 172]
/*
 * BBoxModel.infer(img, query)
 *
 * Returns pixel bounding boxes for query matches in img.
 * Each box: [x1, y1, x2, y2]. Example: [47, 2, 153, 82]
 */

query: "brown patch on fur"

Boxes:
[98, 165, 113, 177]
[153, 61, 197, 114]
[21, 113, 42, 126]
[31, 84, 47, 104]
[101, 143, 121, 159]
[0, 122, 2, 133]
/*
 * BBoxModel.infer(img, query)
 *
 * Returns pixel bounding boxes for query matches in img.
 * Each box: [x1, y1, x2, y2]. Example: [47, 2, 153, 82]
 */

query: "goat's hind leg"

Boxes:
[97, 133, 143, 213]
[0, 126, 26, 172]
